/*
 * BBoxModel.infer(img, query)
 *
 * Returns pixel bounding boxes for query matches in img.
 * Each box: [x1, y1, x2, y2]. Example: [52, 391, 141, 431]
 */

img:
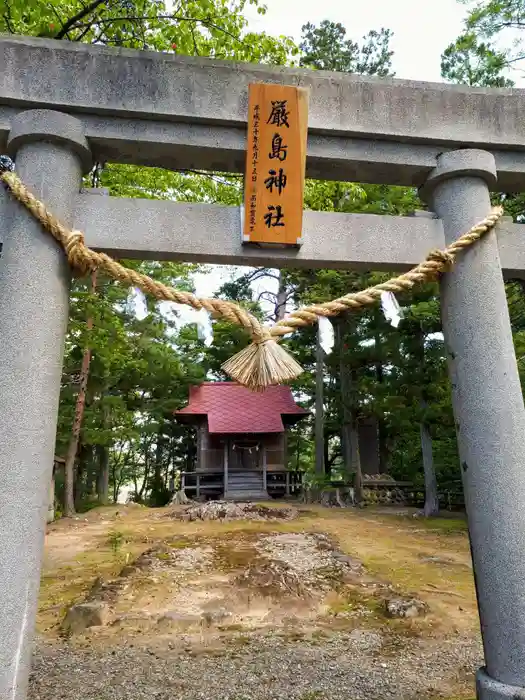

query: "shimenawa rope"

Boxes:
[0, 164, 504, 391]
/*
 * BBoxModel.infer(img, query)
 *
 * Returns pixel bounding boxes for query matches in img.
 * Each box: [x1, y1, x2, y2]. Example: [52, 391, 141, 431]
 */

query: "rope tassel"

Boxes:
[0, 160, 504, 392]
[222, 335, 304, 391]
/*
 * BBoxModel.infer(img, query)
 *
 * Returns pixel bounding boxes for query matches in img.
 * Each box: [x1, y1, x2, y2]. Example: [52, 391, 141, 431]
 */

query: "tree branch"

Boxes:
[55, 0, 108, 40]
[68, 14, 248, 47]
[3, 0, 14, 33]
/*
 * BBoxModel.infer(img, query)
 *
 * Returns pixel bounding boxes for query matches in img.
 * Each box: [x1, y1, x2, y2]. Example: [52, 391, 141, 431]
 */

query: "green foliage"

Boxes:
[280, 19, 466, 492]
[107, 530, 125, 555]
[5, 0, 297, 512]
[0, 0, 297, 64]
[440, 0, 525, 85]
[299, 20, 394, 76]
[441, 31, 514, 86]
[15, 2, 525, 513]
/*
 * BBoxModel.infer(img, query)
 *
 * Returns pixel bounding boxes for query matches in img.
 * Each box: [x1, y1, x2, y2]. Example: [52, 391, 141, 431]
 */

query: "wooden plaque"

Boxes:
[243, 83, 309, 246]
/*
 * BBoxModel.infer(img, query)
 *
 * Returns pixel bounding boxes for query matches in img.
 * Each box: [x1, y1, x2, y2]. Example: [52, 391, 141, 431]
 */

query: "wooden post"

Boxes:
[181, 471, 186, 492]
[262, 445, 267, 493]
[285, 471, 290, 497]
[223, 440, 229, 496]
[196, 474, 200, 499]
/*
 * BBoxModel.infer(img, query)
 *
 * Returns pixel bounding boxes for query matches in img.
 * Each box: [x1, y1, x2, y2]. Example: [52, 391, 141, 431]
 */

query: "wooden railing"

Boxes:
[179, 470, 304, 498]
[178, 472, 464, 509]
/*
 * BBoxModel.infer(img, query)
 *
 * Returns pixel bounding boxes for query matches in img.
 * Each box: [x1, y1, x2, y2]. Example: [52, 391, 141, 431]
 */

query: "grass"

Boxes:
[326, 587, 382, 617]
[409, 516, 468, 534]
[40, 503, 478, 637]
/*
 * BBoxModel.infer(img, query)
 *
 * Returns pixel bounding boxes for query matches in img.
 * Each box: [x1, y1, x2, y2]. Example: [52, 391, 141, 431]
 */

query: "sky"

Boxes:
[149, 0, 470, 325]
[244, 0, 468, 83]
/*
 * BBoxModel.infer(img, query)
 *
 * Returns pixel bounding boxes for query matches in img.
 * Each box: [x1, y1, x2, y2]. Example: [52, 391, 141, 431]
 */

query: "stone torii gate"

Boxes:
[1, 33, 525, 700]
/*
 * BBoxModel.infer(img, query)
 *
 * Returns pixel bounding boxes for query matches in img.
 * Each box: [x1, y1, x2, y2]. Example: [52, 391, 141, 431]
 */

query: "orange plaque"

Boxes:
[243, 83, 309, 246]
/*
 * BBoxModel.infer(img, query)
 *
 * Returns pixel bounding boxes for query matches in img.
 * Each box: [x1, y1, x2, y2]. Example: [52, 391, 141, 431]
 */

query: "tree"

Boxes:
[300, 20, 394, 76]
[439, 0, 525, 86]
[294, 20, 414, 503]
[315, 325, 325, 478]
[441, 32, 513, 86]
[0, 0, 297, 65]
[6, 0, 299, 512]
[63, 270, 97, 516]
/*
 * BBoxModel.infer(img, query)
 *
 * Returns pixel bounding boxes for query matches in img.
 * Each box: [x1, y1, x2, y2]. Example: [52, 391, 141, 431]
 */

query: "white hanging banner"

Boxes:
[318, 316, 335, 355]
[380, 291, 404, 328]
[195, 308, 214, 347]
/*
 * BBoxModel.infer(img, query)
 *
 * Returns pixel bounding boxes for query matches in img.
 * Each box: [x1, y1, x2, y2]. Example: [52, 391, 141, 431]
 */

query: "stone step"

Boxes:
[227, 478, 263, 485]
[227, 484, 263, 490]
[223, 490, 269, 502]
[227, 476, 263, 483]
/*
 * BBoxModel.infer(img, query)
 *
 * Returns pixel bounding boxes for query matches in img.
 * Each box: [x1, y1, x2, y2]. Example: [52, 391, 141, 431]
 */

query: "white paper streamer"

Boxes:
[318, 316, 335, 355]
[380, 291, 404, 328]
[195, 308, 214, 347]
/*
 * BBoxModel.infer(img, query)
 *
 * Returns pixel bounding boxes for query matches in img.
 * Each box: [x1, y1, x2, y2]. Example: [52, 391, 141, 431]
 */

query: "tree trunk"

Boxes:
[96, 444, 110, 505]
[414, 326, 439, 517]
[63, 271, 97, 517]
[74, 443, 90, 510]
[374, 314, 389, 473]
[378, 419, 389, 474]
[275, 271, 287, 321]
[86, 446, 98, 498]
[338, 322, 362, 502]
[323, 433, 331, 478]
[315, 324, 325, 477]
[420, 398, 439, 516]
[95, 393, 110, 504]
[112, 462, 119, 504]
[150, 429, 166, 505]
[338, 322, 353, 477]
[350, 411, 363, 504]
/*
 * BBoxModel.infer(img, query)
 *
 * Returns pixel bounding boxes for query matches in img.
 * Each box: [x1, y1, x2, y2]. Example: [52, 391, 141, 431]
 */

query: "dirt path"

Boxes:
[34, 504, 479, 700]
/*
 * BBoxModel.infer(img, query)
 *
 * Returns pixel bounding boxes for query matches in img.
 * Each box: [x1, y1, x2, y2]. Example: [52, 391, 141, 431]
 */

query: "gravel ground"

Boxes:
[29, 631, 482, 700]
[257, 534, 336, 574]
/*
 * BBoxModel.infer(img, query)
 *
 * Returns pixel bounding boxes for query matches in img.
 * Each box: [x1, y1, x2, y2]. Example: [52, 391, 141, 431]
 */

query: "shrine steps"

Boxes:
[223, 470, 269, 501]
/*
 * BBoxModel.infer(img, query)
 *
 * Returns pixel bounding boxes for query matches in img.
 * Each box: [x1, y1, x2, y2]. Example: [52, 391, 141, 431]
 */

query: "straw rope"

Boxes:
[268, 206, 503, 338]
[0, 170, 268, 343]
[0, 165, 504, 390]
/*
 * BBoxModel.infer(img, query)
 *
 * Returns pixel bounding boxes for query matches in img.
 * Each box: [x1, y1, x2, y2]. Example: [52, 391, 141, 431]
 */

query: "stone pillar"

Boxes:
[420, 150, 525, 700]
[0, 110, 91, 700]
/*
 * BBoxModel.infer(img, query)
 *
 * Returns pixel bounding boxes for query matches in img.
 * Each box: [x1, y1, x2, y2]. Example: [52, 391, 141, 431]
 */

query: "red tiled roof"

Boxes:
[175, 382, 308, 434]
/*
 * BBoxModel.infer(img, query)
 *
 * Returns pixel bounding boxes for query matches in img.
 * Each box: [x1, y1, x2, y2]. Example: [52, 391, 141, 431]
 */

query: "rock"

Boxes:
[384, 597, 429, 618]
[88, 578, 127, 604]
[170, 490, 193, 505]
[174, 501, 298, 522]
[333, 553, 364, 571]
[201, 608, 231, 626]
[61, 602, 109, 635]
[156, 612, 201, 631]
[419, 555, 453, 564]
